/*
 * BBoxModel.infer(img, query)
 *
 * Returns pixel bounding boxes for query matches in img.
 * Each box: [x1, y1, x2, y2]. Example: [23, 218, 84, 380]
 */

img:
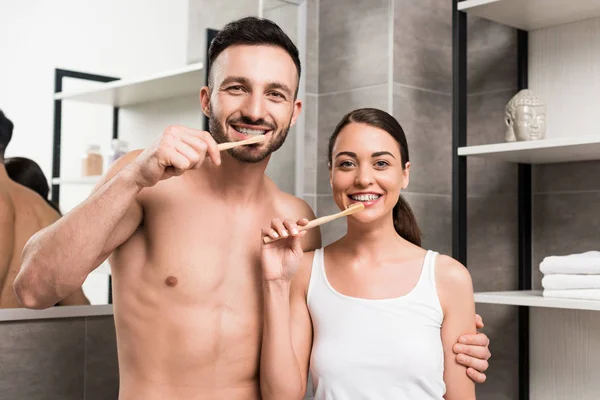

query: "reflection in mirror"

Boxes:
[0, 112, 91, 309]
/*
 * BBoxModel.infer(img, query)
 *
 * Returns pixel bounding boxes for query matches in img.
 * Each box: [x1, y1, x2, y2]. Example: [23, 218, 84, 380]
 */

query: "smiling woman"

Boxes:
[259, 107, 481, 400]
[327, 108, 421, 246]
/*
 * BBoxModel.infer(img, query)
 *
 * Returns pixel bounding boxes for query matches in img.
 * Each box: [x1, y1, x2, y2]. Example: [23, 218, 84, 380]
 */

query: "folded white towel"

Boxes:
[543, 289, 600, 301]
[539, 251, 600, 275]
[542, 274, 600, 290]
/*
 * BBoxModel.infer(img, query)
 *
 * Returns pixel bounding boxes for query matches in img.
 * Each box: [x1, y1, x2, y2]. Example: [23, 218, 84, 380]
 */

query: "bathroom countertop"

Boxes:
[0, 263, 115, 322]
[0, 304, 113, 322]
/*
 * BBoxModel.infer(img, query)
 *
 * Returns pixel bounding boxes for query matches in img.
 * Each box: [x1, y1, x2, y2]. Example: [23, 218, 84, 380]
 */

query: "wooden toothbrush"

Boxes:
[217, 135, 266, 151]
[263, 202, 366, 244]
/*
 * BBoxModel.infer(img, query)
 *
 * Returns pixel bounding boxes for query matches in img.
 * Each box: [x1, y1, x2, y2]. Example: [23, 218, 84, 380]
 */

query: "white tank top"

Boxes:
[307, 248, 445, 400]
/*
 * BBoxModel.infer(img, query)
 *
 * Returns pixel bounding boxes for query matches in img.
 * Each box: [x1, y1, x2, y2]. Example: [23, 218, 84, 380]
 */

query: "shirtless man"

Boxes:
[0, 110, 88, 308]
[14, 17, 490, 399]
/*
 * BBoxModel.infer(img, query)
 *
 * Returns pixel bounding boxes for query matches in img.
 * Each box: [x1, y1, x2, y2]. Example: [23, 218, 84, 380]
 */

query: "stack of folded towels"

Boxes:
[540, 251, 600, 300]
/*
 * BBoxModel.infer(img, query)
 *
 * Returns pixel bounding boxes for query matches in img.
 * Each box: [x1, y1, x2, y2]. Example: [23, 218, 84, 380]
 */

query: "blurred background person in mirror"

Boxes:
[5, 156, 61, 214]
[0, 109, 88, 308]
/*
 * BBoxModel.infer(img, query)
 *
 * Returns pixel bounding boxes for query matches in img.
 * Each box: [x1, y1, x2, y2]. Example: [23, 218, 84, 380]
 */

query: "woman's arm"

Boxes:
[436, 255, 477, 400]
[260, 220, 315, 400]
[454, 314, 491, 383]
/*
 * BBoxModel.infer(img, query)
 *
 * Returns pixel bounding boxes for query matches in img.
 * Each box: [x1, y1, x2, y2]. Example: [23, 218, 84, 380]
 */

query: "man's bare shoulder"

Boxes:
[0, 188, 15, 216]
[266, 179, 321, 251]
[5, 181, 37, 208]
[7, 182, 60, 225]
[267, 181, 316, 220]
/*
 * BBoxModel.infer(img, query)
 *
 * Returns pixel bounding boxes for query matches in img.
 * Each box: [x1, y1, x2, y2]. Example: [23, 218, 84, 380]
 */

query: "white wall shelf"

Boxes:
[458, 0, 600, 31]
[457, 135, 600, 164]
[51, 176, 101, 185]
[475, 290, 600, 311]
[54, 62, 204, 106]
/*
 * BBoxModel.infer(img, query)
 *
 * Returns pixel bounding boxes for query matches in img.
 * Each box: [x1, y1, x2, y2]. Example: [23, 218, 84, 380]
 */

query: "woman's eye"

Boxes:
[339, 161, 354, 168]
[375, 160, 390, 168]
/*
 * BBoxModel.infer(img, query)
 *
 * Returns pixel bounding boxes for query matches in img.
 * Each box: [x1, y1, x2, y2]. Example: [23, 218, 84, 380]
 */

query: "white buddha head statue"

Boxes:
[505, 89, 546, 142]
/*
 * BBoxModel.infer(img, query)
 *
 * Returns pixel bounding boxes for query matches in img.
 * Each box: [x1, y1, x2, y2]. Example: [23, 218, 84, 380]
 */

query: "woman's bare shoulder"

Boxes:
[434, 254, 473, 292]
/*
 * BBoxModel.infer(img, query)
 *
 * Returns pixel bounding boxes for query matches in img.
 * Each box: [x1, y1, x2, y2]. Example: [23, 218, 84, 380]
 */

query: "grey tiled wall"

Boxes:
[318, 0, 389, 95]
[315, 0, 389, 245]
[186, 0, 259, 64]
[303, 0, 319, 208]
[392, 0, 454, 258]
[393, 85, 452, 195]
[0, 316, 118, 400]
[394, 0, 452, 93]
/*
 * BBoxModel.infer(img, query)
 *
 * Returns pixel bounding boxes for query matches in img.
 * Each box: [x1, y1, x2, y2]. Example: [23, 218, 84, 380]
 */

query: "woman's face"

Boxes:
[329, 122, 410, 224]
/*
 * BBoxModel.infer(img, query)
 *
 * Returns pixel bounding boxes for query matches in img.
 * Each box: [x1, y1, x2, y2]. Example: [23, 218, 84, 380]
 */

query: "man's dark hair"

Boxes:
[0, 109, 14, 160]
[207, 17, 301, 96]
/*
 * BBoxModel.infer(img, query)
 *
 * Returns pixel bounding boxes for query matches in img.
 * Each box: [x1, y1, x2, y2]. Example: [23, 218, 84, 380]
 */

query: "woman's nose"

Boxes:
[355, 167, 374, 187]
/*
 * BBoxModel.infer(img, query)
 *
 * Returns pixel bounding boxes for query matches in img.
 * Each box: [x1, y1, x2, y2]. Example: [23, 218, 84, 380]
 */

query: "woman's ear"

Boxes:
[402, 161, 411, 189]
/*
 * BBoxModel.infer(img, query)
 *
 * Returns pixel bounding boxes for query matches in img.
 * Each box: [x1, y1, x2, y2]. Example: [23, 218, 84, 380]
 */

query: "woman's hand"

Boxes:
[261, 218, 309, 282]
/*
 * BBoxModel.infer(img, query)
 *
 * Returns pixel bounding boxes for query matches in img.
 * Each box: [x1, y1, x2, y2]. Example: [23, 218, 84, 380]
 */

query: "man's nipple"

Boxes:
[165, 276, 178, 287]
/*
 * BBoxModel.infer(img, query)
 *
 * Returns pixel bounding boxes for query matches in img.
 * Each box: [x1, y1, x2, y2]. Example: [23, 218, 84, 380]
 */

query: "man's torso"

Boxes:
[111, 172, 306, 400]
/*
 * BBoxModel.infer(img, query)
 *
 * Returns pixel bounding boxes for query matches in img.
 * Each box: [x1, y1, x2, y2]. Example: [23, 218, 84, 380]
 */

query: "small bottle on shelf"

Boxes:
[107, 139, 129, 166]
[82, 144, 104, 176]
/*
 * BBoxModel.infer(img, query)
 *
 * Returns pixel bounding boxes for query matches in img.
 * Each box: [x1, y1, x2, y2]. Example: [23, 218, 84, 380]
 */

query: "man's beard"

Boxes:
[208, 112, 291, 163]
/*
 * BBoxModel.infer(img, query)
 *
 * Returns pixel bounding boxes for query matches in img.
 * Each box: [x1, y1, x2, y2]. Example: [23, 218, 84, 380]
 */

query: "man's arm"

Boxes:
[14, 151, 144, 309]
[436, 255, 477, 400]
[0, 194, 15, 288]
[15, 126, 222, 310]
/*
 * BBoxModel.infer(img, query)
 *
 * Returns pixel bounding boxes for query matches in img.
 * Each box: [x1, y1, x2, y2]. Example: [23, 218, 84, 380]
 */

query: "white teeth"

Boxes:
[234, 126, 267, 135]
[350, 194, 381, 201]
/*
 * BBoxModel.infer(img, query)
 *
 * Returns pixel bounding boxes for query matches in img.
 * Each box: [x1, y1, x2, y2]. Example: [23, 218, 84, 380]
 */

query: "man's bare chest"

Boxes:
[133, 202, 275, 300]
